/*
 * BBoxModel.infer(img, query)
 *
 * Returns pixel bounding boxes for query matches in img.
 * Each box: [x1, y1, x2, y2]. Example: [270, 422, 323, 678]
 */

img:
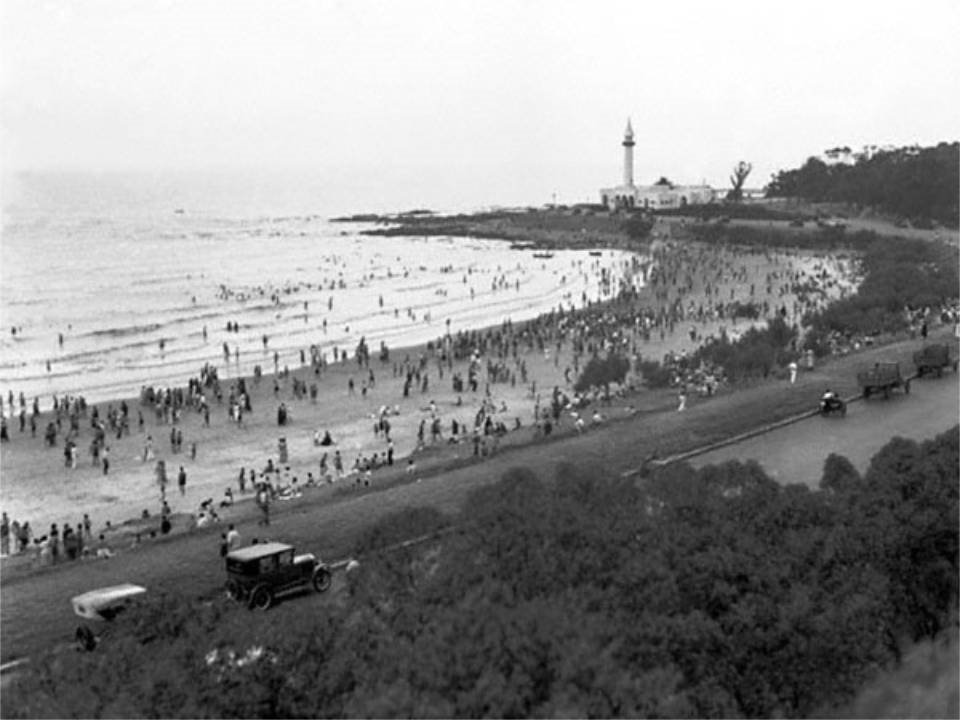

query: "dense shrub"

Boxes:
[621, 215, 654, 241]
[656, 203, 805, 222]
[637, 359, 673, 388]
[574, 352, 631, 393]
[690, 317, 798, 383]
[352, 505, 450, 555]
[5, 430, 957, 718]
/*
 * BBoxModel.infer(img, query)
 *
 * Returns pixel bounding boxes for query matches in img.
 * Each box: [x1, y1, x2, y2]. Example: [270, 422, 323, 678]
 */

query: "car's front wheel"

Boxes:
[313, 567, 332, 593]
[250, 585, 273, 611]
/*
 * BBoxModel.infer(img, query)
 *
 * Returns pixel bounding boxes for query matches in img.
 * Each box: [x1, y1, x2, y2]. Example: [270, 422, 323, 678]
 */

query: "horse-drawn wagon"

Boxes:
[913, 344, 958, 378]
[857, 362, 910, 399]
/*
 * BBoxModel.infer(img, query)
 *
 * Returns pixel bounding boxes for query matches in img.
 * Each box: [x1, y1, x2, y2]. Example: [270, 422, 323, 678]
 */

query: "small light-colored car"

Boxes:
[225, 541, 332, 610]
[72, 583, 147, 651]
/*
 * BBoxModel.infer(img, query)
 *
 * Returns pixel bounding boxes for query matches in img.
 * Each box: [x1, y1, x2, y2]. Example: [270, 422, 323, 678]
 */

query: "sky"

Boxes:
[2, 0, 959, 204]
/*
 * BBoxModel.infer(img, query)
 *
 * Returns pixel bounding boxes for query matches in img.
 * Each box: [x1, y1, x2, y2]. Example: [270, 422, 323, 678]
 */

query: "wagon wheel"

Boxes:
[225, 578, 244, 602]
[313, 567, 333, 593]
[75, 625, 96, 652]
[249, 585, 273, 611]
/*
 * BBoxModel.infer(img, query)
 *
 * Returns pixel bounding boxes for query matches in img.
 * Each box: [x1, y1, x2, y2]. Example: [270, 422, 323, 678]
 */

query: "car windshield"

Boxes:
[98, 603, 130, 622]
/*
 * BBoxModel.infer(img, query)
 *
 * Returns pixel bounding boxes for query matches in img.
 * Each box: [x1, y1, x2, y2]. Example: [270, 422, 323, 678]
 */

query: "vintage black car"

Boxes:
[225, 542, 332, 610]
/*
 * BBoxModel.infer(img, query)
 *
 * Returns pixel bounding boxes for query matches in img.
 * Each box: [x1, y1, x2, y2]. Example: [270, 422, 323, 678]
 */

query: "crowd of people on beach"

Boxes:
[2, 240, 875, 561]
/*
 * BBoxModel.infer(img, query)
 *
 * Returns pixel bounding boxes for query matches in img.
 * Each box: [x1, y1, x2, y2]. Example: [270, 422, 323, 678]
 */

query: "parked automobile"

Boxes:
[72, 583, 148, 651]
[225, 542, 332, 610]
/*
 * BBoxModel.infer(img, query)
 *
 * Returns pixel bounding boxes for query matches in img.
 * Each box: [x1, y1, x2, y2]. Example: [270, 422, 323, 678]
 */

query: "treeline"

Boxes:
[5, 429, 958, 718]
[766, 142, 960, 227]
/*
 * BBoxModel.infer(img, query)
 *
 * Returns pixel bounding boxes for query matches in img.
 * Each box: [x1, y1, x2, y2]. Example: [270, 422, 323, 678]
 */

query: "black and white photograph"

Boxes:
[1, 1, 958, 717]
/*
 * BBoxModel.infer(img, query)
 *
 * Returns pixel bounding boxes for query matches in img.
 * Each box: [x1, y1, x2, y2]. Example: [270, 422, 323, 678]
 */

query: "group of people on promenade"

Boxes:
[0, 510, 116, 564]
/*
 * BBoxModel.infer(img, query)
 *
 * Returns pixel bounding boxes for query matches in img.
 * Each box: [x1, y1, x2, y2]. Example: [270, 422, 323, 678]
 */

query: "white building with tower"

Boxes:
[600, 119, 715, 210]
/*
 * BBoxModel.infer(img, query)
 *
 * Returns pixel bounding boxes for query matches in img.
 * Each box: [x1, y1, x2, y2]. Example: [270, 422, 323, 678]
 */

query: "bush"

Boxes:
[691, 318, 797, 383]
[575, 352, 631, 393]
[353, 506, 450, 555]
[637, 359, 673, 388]
[3, 431, 957, 718]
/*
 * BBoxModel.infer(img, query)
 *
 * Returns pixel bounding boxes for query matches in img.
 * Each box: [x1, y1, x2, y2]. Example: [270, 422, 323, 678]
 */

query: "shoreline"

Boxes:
[0, 235, 638, 409]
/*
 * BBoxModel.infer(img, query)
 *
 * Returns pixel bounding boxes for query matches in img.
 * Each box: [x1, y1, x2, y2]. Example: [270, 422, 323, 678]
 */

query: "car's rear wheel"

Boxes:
[225, 579, 243, 602]
[250, 585, 273, 611]
[313, 567, 332, 593]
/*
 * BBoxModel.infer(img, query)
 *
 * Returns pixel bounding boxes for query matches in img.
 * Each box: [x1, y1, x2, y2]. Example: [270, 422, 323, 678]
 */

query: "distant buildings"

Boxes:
[599, 119, 715, 210]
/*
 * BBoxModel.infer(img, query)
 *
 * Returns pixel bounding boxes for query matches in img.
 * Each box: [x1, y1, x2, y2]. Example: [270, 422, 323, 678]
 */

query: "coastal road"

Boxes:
[689, 372, 960, 487]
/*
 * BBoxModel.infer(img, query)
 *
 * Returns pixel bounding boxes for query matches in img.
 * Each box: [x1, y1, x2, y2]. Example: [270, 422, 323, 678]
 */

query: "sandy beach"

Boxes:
[0, 236, 857, 550]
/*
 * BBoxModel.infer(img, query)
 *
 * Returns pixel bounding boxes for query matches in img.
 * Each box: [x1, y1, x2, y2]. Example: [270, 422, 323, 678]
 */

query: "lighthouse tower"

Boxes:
[622, 119, 635, 187]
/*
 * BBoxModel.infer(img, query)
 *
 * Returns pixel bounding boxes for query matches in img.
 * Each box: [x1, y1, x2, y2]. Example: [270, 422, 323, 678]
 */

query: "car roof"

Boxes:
[72, 583, 147, 617]
[226, 542, 293, 562]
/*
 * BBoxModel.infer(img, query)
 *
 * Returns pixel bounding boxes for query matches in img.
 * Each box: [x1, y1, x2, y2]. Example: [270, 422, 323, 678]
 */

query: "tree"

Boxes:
[820, 453, 861, 494]
[574, 352, 631, 395]
[621, 215, 653, 241]
[727, 161, 753, 203]
[3, 434, 957, 718]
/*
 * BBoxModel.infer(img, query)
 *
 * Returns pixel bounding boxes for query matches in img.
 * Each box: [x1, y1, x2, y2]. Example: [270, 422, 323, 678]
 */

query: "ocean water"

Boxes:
[1, 171, 643, 408]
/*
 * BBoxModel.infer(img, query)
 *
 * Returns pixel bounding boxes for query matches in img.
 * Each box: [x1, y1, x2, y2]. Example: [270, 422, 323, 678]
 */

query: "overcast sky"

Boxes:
[3, 0, 958, 196]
